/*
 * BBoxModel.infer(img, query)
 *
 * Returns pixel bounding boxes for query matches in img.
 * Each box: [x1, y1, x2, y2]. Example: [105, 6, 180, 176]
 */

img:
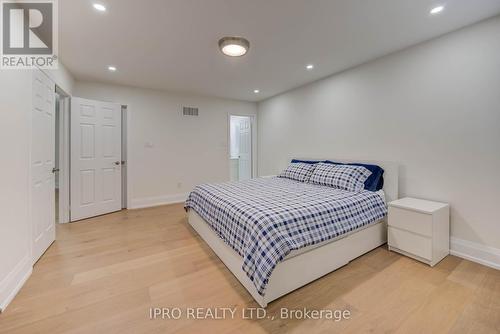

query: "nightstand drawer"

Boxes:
[388, 227, 432, 260]
[388, 206, 432, 237]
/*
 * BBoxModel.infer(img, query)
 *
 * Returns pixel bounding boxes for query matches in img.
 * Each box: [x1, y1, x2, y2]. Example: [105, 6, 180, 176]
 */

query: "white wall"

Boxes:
[0, 63, 74, 310]
[258, 16, 500, 256]
[73, 82, 257, 208]
[0, 70, 32, 310]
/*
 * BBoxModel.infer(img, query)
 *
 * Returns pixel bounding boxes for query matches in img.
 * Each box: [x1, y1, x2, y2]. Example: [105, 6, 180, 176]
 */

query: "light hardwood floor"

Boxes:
[0, 203, 499, 334]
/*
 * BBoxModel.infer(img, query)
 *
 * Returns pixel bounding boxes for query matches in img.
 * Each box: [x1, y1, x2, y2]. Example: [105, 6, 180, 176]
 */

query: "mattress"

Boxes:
[185, 177, 387, 296]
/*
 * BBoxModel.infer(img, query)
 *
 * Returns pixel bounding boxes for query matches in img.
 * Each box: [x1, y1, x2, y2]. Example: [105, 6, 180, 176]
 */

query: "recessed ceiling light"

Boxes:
[108, 66, 117, 72]
[218, 37, 250, 57]
[254, 89, 260, 94]
[430, 5, 444, 14]
[93, 3, 106, 12]
[306, 64, 314, 70]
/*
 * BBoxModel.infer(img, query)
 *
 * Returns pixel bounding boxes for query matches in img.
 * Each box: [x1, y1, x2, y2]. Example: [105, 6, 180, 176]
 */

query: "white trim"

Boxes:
[0, 254, 32, 312]
[129, 193, 188, 209]
[450, 237, 500, 270]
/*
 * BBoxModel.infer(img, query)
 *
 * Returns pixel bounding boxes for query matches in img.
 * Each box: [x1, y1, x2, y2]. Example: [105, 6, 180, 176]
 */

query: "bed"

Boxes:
[185, 159, 399, 307]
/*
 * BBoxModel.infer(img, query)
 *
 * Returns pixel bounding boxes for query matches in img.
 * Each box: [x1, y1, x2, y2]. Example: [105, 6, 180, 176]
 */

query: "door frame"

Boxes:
[121, 105, 129, 209]
[227, 113, 257, 179]
[56, 85, 71, 224]
[124, 104, 131, 209]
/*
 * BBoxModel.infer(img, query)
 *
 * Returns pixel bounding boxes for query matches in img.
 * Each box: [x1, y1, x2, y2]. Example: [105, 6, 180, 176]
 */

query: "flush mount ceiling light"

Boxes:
[108, 65, 117, 72]
[430, 5, 444, 14]
[306, 64, 314, 70]
[93, 3, 106, 12]
[218, 37, 250, 57]
[254, 89, 260, 94]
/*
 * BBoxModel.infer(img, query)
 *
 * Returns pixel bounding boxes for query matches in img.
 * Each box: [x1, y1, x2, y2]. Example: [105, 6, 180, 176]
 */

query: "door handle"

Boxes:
[114, 161, 121, 166]
[52, 168, 60, 173]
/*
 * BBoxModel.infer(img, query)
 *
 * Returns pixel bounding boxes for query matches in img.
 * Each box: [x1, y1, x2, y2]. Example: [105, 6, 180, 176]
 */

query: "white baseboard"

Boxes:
[0, 254, 32, 312]
[450, 237, 500, 270]
[129, 193, 188, 209]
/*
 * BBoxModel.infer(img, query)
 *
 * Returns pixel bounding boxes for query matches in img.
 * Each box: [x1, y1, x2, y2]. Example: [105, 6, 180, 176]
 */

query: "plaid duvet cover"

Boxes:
[185, 177, 387, 296]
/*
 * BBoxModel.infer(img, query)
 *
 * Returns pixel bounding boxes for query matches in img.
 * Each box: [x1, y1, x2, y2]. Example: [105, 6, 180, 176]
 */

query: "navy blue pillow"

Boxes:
[291, 159, 326, 165]
[325, 161, 384, 191]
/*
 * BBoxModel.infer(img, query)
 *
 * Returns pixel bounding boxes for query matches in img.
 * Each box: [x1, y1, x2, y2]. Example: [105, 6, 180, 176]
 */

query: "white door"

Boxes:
[70, 98, 122, 221]
[31, 70, 56, 263]
[238, 117, 252, 180]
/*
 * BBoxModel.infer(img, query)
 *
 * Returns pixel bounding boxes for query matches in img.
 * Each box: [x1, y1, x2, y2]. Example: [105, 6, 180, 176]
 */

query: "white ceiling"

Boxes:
[60, 0, 500, 102]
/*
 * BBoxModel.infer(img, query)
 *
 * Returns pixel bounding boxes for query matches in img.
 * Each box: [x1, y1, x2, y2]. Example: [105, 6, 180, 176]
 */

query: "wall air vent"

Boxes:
[182, 107, 199, 116]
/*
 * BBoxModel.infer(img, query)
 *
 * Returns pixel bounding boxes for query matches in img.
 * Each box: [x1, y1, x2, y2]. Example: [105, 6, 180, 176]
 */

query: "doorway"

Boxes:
[229, 115, 253, 181]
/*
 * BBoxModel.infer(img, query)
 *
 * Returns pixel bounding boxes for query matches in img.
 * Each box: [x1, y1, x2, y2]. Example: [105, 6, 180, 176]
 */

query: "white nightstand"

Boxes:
[388, 197, 449, 266]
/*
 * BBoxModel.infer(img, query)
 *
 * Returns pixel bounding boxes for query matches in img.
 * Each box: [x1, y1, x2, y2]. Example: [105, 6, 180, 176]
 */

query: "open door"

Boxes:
[70, 98, 122, 221]
[31, 70, 56, 263]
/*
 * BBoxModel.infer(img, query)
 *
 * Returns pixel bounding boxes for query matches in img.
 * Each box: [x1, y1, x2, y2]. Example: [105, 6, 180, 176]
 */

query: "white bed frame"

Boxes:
[187, 159, 399, 307]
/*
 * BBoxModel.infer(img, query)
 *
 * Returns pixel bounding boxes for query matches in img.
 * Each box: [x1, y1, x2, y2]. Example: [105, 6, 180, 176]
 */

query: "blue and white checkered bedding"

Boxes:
[185, 177, 387, 296]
